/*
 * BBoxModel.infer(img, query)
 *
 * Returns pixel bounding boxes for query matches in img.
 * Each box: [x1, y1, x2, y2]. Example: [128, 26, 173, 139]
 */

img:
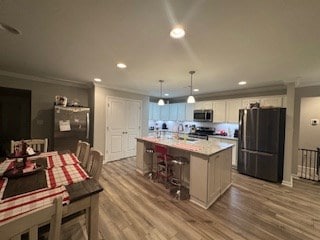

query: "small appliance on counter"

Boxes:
[162, 122, 168, 130]
[233, 129, 239, 138]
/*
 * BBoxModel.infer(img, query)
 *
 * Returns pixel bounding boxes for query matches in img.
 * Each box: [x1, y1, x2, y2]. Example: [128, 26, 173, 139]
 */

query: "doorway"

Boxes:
[0, 87, 31, 158]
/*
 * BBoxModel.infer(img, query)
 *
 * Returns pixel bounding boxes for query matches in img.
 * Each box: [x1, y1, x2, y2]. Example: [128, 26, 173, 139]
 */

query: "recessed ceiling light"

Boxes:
[170, 26, 185, 39]
[193, 89, 199, 92]
[238, 81, 247, 85]
[117, 63, 127, 69]
[164, 93, 169, 96]
[94, 78, 102, 82]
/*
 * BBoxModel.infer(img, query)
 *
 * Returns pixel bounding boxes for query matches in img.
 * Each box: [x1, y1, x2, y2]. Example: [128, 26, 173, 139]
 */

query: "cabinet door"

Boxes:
[169, 103, 178, 121]
[160, 104, 169, 121]
[220, 148, 232, 192]
[152, 103, 160, 120]
[241, 98, 260, 109]
[260, 96, 282, 108]
[177, 103, 186, 121]
[212, 101, 226, 122]
[185, 103, 195, 121]
[195, 101, 212, 110]
[207, 154, 221, 203]
[226, 99, 242, 123]
[148, 102, 153, 120]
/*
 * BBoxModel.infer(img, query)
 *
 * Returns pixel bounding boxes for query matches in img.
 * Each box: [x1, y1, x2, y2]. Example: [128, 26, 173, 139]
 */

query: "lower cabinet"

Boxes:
[189, 147, 232, 209]
[208, 137, 238, 168]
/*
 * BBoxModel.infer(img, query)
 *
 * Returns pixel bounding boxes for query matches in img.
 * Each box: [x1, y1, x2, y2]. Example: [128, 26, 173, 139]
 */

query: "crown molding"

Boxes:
[0, 69, 93, 88]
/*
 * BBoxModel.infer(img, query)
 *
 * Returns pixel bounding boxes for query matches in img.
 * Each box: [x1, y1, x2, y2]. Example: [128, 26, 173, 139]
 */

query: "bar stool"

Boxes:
[170, 157, 189, 200]
[145, 148, 155, 180]
[154, 144, 173, 188]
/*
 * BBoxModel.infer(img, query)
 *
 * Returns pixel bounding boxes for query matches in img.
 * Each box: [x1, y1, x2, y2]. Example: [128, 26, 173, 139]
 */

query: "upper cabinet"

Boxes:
[185, 103, 195, 121]
[149, 102, 160, 120]
[226, 99, 242, 123]
[260, 96, 283, 107]
[195, 101, 213, 110]
[241, 98, 261, 109]
[212, 100, 226, 123]
[160, 104, 170, 121]
[177, 103, 186, 121]
[169, 103, 178, 121]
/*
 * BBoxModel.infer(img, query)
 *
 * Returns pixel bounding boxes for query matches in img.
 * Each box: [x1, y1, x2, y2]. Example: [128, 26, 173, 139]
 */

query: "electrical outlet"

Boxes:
[311, 119, 319, 126]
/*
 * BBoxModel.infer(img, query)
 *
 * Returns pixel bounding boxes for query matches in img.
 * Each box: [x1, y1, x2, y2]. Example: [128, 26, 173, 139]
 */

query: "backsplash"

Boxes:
[148, 120, 238, 137]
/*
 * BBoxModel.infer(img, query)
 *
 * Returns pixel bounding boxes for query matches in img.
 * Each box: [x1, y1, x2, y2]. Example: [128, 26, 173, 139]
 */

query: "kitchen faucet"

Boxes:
[177, 123, 184, 135]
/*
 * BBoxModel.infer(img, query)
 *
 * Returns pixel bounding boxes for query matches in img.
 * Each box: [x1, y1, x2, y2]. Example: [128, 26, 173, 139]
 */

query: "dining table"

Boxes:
[0, 151, 103, 240]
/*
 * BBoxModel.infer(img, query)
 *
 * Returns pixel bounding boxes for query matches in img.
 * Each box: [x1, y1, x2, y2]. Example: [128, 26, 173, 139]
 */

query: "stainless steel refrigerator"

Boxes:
[53, 106, 90, 152]
[238, 108, 286, 182]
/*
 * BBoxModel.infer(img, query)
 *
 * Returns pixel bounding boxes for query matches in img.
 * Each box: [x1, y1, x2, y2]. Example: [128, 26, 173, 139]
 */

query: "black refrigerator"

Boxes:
[53, 106, 90, 152]
[238, 108, 286, 182]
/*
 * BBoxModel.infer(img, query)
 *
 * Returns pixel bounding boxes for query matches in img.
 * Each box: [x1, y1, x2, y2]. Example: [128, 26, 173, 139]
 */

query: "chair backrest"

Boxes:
[154, 144, 168, 155]
[86, 148, 103, 181]
[0, 197, 62, 240]
[75, 140, 90, 168]
[10, 138, 48, 154]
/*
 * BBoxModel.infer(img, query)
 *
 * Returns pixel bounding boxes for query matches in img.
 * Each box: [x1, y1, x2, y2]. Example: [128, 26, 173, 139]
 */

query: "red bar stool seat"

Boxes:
[154, 144, 173, 188]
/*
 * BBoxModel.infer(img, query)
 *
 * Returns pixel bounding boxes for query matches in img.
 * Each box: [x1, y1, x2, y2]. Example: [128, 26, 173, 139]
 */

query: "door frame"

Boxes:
[105, 96, 142, 162]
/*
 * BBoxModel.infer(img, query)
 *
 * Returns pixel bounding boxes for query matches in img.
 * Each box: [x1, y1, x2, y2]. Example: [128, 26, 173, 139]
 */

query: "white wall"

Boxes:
[93, 85, 149, 156]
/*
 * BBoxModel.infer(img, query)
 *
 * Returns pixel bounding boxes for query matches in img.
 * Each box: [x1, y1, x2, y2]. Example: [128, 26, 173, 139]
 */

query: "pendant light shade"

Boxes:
[187, 70, 196, 104]
[158, 80, 165, 106]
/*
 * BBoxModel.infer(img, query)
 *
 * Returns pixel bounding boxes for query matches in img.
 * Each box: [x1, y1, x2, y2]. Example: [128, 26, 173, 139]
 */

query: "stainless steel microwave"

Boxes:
[193, 109, 213, 122]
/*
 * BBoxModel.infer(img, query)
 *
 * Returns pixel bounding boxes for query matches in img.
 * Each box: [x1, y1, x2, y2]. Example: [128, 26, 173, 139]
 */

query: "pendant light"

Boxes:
[158, 80, 165, 106]
[187, 71, 196, 104]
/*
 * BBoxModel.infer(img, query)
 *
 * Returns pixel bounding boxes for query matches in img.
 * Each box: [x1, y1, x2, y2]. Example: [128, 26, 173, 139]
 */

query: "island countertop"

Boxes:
[136, 136, 233, 156]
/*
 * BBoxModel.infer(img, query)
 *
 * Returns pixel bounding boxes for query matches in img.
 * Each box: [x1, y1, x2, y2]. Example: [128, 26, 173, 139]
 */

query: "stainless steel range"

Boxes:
[188, 127, 216, 140]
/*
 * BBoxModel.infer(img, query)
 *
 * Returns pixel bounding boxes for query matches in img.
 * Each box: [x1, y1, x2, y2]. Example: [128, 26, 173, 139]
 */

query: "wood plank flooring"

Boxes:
[97, 157, 320, 240]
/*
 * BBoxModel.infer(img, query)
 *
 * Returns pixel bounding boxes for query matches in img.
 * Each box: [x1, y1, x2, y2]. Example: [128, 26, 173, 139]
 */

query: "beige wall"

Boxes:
[292, 85, 320, 174]
[298, 97, 320, 149]
[93, 85, 149, 156]
[0, 75, 92, 150]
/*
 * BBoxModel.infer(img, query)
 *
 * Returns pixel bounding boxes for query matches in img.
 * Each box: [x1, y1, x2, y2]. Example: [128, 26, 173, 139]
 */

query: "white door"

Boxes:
[106, 97, 141, 162]
[124, 101, 141, 158]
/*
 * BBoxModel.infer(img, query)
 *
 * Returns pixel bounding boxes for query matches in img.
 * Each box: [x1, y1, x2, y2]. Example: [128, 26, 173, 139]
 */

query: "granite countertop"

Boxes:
[137, 136, 233, 156]
[208, 135, 238, 141]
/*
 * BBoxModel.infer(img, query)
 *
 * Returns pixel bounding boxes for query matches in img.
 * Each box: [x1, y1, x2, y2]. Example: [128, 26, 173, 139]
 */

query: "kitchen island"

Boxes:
[136, 136, 233, 209]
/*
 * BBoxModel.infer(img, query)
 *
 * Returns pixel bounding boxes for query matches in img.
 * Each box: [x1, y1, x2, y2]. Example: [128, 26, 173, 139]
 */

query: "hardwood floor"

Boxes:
[97, 157, 320, 240]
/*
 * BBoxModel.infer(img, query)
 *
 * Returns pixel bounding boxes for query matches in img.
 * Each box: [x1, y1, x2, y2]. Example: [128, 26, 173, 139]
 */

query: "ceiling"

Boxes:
[1, 0, 320, 98]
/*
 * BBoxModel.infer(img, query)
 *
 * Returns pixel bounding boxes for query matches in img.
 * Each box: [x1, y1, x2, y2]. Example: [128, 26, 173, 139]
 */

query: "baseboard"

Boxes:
[282, 176, 293, 187]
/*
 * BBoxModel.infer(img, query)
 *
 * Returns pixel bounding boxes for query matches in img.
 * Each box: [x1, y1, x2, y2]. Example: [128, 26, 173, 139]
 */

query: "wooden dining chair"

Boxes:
[75, 140, 90, 168]
[0, 197, 62, 240]
[86, 148, 103, 181]
[10, 138, 48, 154]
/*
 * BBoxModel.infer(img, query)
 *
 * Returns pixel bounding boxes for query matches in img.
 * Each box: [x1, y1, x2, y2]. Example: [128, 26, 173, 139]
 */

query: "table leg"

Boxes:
[87, 193, 99, 240]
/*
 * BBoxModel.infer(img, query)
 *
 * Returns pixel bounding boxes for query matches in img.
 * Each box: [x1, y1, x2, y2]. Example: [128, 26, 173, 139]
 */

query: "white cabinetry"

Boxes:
[212, 101, 226, 123]
[185, 103, 195, 121]
[169, 103, 178, 121]
[209, 136, 238, 168]
[226, 99, 242, 123]
[177, 103, 186, 121]
[260, 96, 283, 107]
[151, 102, 160, 120]
[160, 104, 169, 121]
[195, 101, 213, 110]
[241, 98, 260, 109]
[189, 147, 232, 209]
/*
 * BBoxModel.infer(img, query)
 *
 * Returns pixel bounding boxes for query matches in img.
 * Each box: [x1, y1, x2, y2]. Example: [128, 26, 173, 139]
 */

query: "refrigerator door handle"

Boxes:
[241, 149, 274, 157]
[86, 112, 90, 139]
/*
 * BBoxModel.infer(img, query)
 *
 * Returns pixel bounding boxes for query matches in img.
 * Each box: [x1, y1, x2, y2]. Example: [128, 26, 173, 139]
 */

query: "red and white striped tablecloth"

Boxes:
[0, 186, 69, 225]
[45, 164, 89, 189]
[46, 153, 80, 169]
